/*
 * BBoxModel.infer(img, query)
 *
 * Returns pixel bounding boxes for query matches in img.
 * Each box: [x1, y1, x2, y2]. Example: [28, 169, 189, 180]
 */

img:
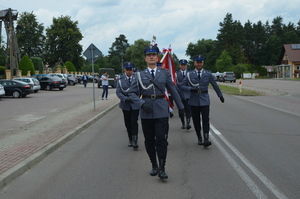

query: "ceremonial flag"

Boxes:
[160, 46, 176, 109]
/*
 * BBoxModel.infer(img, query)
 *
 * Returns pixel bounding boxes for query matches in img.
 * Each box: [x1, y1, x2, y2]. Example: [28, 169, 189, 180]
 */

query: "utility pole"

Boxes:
[0, 8, 20, 79]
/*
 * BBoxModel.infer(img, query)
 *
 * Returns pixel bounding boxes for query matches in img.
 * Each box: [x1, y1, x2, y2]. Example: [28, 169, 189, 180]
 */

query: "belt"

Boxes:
[197, 90, 208, 93]
[142, 94, 165, 100]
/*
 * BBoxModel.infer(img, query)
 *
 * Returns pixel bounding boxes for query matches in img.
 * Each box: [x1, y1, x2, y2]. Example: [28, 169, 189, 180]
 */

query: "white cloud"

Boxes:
[1, 0, 300, 60]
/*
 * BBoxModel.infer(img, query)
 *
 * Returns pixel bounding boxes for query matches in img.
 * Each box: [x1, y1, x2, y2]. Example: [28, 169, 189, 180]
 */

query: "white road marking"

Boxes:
[210, 123, 288, 199]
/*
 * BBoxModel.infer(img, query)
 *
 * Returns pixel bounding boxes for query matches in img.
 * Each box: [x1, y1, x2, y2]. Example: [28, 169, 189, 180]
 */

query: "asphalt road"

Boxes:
[0, 89, 299, 198]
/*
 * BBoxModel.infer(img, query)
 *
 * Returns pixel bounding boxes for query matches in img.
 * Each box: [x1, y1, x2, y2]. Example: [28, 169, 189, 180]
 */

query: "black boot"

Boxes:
[132, 135, 138, 149]
[158, 159, 168, 179]
[196, 132, 203, 145]
[180, 114, 185, 129]
[203, 132, 212, 147]
[186, 117, 191, 130]
[150, 158, 158, 176]
[128, 140, 133, 147]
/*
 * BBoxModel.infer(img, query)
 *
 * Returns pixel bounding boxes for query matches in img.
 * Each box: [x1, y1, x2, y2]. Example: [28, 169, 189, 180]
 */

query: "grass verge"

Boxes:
[212, 84, 262, 96]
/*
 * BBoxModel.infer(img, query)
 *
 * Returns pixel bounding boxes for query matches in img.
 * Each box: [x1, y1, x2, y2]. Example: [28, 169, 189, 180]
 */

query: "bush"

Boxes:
[19, 55, 35, 76]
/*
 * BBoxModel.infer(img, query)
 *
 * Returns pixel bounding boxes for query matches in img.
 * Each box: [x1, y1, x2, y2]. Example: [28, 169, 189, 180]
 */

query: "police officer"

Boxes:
[180, 55, 224, 147]
[176, 59, 192, 130]
[129, 45, 184, 179]
[116, 62, 140, 149]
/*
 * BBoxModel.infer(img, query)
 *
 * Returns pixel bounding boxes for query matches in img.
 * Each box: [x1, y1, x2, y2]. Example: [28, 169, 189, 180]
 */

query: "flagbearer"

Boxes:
[176, 59, 192, 130]
[129, 45, 184, 179]
[179, 55, 224, 147]
[116, 62, 140, 149]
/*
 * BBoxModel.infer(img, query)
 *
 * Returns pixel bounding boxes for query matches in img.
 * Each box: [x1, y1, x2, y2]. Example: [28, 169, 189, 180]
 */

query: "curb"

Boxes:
[0, 101, 119, 189]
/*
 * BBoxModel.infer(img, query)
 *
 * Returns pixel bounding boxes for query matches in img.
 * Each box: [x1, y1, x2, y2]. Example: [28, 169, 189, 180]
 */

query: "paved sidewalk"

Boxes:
[0, 79, 299, 189]
[0, 93, 119, 188]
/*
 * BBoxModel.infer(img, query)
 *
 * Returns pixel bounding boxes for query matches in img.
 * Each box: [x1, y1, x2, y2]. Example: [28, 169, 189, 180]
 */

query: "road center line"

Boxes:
[210, 123, 288, 199]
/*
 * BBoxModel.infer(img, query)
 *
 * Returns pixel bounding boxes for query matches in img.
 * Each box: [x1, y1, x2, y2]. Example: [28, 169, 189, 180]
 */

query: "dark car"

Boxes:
[67, 74, 78, 85]
[0, 79, 33, 98]
[39, 76, 66, 91]
[76, 75, 83, 84]
[219, 72, 236, 83]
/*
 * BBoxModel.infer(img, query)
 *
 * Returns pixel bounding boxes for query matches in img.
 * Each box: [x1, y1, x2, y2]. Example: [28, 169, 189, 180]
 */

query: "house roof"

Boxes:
[283, 44, 300, 62]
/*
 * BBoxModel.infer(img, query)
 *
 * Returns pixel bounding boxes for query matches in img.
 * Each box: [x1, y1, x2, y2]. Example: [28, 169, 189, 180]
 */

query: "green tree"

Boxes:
[65, 61, 76, 72]
[31, 57, 44, 73]
[16, 12, 45, 58]
[19, 55, 35, 76]
[108, 34, 130, 72]
[215, 50, 234, 72]
[124, 39, 150, 71]
[44, 15, 83, 70]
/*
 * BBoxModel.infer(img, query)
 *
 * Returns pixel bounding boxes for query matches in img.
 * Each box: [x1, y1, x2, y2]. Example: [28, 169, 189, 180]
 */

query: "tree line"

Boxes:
[0, 12, 299, 77]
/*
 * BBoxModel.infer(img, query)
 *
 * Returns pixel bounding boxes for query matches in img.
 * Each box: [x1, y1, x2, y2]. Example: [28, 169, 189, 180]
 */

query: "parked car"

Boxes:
[13, 77, 41, 93]
[76, 75, 83, 84]
[67, 74, 78, 85]
[219, 72, 236, 83]
[0, 84, 5, 99]
[48, 73, 68, 87]
[38, 76, 66, 91]
[88, 75, 98, 83]
[0, 79, 33, 98]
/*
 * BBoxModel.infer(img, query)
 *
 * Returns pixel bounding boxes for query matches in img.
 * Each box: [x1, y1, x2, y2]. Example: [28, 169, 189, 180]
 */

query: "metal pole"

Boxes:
[92, 46, 96, 111]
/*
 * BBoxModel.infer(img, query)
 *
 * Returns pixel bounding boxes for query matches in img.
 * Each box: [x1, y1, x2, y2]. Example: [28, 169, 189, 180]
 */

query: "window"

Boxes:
[290, 44, 300, 49]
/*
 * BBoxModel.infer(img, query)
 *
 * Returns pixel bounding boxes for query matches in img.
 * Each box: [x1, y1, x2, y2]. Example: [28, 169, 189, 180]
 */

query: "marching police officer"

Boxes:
[116, 62, 140, 149]
[129, 45, 184, 179]
[180, 55, 224, 147]
[176, 59, 192, 130]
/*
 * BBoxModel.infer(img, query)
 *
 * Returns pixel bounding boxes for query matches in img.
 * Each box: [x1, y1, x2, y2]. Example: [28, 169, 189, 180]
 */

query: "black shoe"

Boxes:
[150, 167, 158, 176]
[128, 140, 133, 147]
[181, 124, 186, 129]
[198, 139, 203, 145]
[133, 141, 138, 149]
[158, 169, 168, 179]
[186, 124, 191, 130]
[170, 112, 174, 118]
[203, 140, 212, 148]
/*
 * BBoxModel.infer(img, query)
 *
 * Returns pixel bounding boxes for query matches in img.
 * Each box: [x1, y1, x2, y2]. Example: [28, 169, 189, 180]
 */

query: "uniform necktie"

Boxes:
[128, 77, 131, 83]
[182, 71, 185, 78]
[151, 70, 155, 79]
[198, 71, 201, 79]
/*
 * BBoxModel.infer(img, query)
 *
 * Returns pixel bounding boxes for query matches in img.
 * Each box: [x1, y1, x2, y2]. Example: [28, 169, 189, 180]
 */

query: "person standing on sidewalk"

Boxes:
[180, 55, 224, 147]
[116, 62, 140, 149]
[101, 71, 109, 100]
[176, 59, 192, 130]
[129, 45, 184, 179]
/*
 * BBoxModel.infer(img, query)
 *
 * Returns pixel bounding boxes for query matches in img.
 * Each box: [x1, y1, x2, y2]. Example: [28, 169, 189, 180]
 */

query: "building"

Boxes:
[277, 44, 300, 78]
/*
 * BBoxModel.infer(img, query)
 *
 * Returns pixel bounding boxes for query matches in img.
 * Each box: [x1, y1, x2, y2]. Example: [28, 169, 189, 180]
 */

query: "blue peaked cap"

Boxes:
[179, 59, 188, 64]
[123, 62, 135, 69]
[193, 55, 205, 61]
[144, 45, 160, 55]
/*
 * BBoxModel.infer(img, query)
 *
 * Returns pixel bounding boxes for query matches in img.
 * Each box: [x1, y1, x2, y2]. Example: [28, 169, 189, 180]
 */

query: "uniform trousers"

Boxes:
[122, 109, 139, 140]
[179, 99, 191, 117]
[191, 105, 210, 134]
[141, 117, 169, 160]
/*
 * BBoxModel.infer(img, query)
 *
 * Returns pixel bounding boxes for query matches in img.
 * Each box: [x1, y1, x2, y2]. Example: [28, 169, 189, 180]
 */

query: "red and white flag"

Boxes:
[160, 46, 176, 109]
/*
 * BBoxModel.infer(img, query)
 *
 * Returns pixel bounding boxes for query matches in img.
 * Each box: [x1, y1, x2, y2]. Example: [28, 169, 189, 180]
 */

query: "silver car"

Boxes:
[13, 77, 41, 93]
[0, 84, 5, 99]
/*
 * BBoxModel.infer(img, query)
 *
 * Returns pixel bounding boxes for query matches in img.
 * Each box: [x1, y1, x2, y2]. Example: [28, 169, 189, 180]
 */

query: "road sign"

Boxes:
[83, 43, 102, 63]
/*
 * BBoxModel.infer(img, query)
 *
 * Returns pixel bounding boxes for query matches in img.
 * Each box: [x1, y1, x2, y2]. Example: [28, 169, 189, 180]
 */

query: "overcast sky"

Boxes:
[1, 0, 300, 60]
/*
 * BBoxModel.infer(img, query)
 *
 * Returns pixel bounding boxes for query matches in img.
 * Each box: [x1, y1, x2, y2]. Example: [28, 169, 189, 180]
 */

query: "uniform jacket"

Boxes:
[116, 73, 140, 111]
[129, 68, 184, 119]
[176, 69, 190, 99]
[180, 69, 223, 106]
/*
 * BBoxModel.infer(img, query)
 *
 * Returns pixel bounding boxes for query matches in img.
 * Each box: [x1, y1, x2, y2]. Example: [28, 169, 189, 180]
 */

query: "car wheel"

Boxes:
[46, 85, 52, 91]
[12, 91, 20, 98]
[34, 90, 38, 93]
[59, 88, 64, 90]
[233, 80, 236, 83]
[69, 81, 74, 86]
